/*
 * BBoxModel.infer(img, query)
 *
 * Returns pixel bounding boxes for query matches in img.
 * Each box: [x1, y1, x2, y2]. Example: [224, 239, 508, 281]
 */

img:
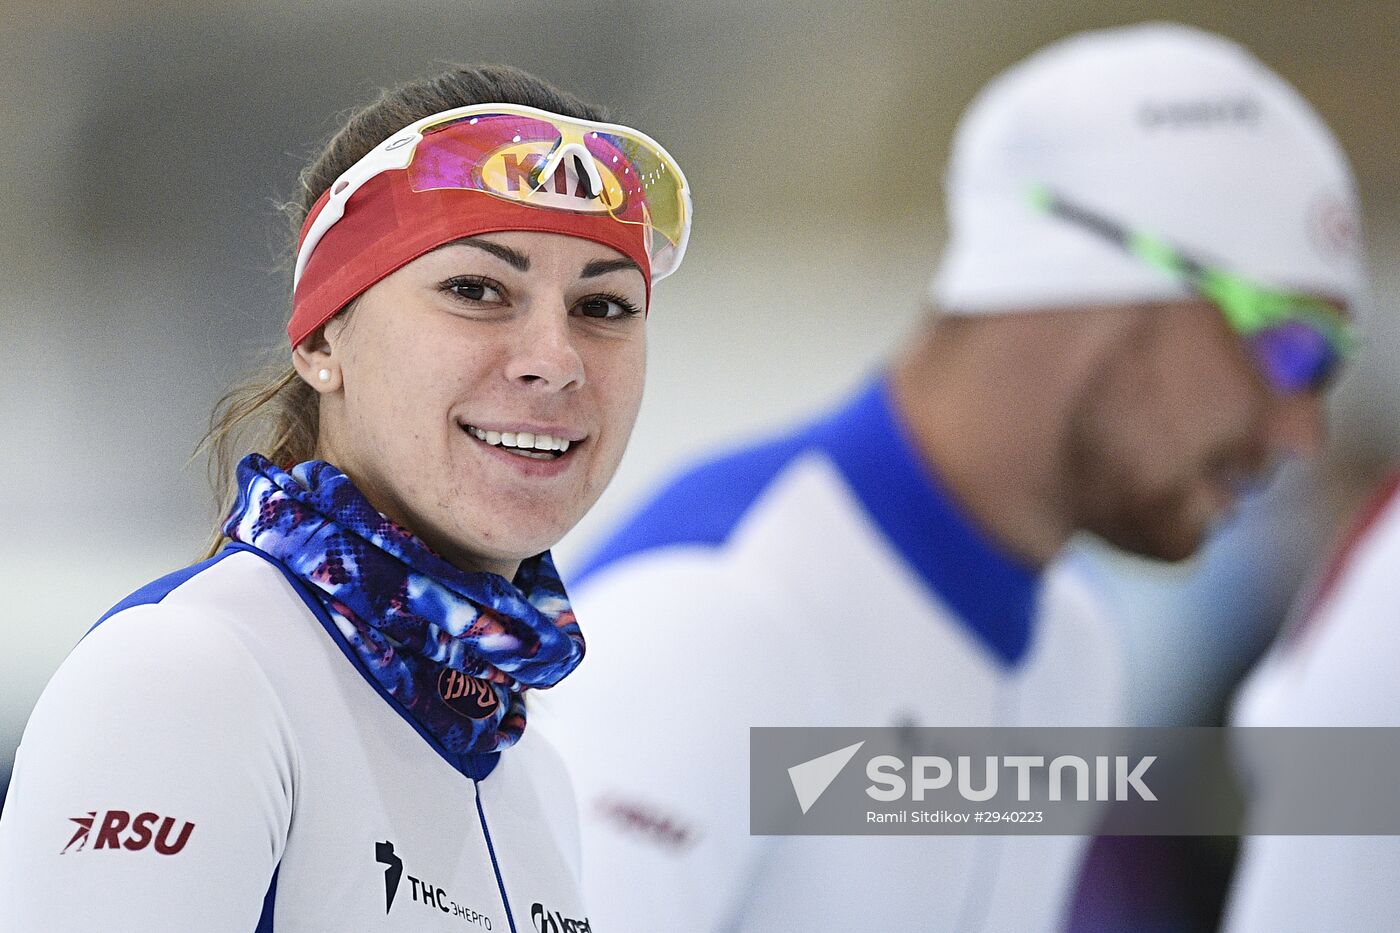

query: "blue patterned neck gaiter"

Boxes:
[223, 453, 585, 755]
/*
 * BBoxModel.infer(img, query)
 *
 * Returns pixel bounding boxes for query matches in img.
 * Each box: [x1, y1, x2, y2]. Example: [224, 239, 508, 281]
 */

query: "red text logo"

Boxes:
[62, 810, 196, 856]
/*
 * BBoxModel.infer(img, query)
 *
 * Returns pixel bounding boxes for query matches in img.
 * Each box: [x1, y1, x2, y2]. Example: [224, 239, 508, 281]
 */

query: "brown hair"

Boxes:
[196, 64, 606, 558]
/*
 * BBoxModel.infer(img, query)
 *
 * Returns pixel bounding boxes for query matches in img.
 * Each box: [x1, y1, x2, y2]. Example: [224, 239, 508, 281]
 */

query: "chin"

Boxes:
[1093, 506, 1211, 564]
[1136, 530, 1206, 564]
[454, 515, 571, 564]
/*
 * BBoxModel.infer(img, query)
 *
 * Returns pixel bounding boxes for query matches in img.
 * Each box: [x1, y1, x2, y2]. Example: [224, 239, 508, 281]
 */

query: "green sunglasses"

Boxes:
[1029, 184, 1357, 393]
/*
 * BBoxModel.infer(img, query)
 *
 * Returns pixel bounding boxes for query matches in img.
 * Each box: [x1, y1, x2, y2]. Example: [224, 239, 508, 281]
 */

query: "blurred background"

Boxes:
[2, 2, 1397, 929]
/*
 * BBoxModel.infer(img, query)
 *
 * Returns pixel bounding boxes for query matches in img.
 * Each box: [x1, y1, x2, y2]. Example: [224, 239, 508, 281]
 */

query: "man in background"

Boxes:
[546, 22, 1366, 931]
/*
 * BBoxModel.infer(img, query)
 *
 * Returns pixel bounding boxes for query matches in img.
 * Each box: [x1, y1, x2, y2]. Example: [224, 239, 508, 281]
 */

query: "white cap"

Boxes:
[932, 22, 1366, 315]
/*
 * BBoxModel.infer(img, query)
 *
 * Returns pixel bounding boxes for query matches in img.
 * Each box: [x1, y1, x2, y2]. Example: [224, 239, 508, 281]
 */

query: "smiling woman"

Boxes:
[0, 64, 690, 932]
[303, 232, 649, 579]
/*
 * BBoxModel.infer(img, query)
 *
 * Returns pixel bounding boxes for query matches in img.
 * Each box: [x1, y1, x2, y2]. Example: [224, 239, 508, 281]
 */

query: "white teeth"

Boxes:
[505, 448, 553, 460]
[464, 424, 578, 455]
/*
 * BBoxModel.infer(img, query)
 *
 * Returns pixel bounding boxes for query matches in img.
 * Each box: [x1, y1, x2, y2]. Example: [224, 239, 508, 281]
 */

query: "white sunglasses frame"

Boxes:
[292, 102, 692, 291]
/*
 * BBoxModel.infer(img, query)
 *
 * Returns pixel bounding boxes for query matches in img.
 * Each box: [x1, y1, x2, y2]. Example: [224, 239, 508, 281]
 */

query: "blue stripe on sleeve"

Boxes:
[254, 863, 280, 932]
[88, 550, 239, 635]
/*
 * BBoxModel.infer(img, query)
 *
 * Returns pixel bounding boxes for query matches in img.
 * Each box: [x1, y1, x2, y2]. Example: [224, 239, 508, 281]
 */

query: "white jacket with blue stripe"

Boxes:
[0, 544, 592, 933]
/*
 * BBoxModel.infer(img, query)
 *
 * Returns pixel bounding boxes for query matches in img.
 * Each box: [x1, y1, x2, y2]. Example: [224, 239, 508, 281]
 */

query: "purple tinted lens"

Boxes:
[1246, 320, 1339, 393]
[410, 114, 559, 192]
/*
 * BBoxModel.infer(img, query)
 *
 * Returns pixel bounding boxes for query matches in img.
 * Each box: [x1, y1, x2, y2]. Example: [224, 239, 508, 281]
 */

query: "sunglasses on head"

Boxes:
[294, 103, 692, 292]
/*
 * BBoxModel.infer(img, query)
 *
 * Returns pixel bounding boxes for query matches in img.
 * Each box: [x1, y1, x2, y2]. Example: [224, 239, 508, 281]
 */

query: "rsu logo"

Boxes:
[62, 809, 195, 856]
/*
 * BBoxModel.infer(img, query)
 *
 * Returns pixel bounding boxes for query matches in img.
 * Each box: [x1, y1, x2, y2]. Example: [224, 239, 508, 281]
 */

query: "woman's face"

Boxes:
[296, 231, 648, 578]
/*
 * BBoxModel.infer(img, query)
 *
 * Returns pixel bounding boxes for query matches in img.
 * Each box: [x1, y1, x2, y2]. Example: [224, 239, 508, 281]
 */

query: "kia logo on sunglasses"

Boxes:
[481, 143, 624, 213]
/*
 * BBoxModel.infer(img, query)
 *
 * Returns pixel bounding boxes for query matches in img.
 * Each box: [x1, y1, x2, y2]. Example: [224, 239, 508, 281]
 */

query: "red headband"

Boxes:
[288, 174, 652, 347]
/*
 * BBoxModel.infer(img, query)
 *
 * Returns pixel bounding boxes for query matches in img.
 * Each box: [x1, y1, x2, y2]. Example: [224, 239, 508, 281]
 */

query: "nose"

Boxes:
[1266, 391, 1328, 461]
[506, 307, 585, 392]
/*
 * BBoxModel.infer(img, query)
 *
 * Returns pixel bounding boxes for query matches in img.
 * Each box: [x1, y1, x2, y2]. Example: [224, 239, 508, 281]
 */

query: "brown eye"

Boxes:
[576, 294, 642, 319]
[443, 277, 504, 303]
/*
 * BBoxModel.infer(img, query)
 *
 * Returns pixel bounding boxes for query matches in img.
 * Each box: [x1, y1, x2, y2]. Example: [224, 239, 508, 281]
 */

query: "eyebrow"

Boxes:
[451, 238, 530, 271]
[581, 257, 643, 279]
[444, 237, 642, 280]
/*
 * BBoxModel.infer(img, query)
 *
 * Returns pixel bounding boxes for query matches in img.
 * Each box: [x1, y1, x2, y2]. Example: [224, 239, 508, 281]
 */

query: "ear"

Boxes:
[292, 321, 342, 393]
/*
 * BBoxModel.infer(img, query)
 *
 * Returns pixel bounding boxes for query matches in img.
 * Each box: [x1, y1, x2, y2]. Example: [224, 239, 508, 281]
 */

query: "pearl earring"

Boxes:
[317, 368, 331, 383]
